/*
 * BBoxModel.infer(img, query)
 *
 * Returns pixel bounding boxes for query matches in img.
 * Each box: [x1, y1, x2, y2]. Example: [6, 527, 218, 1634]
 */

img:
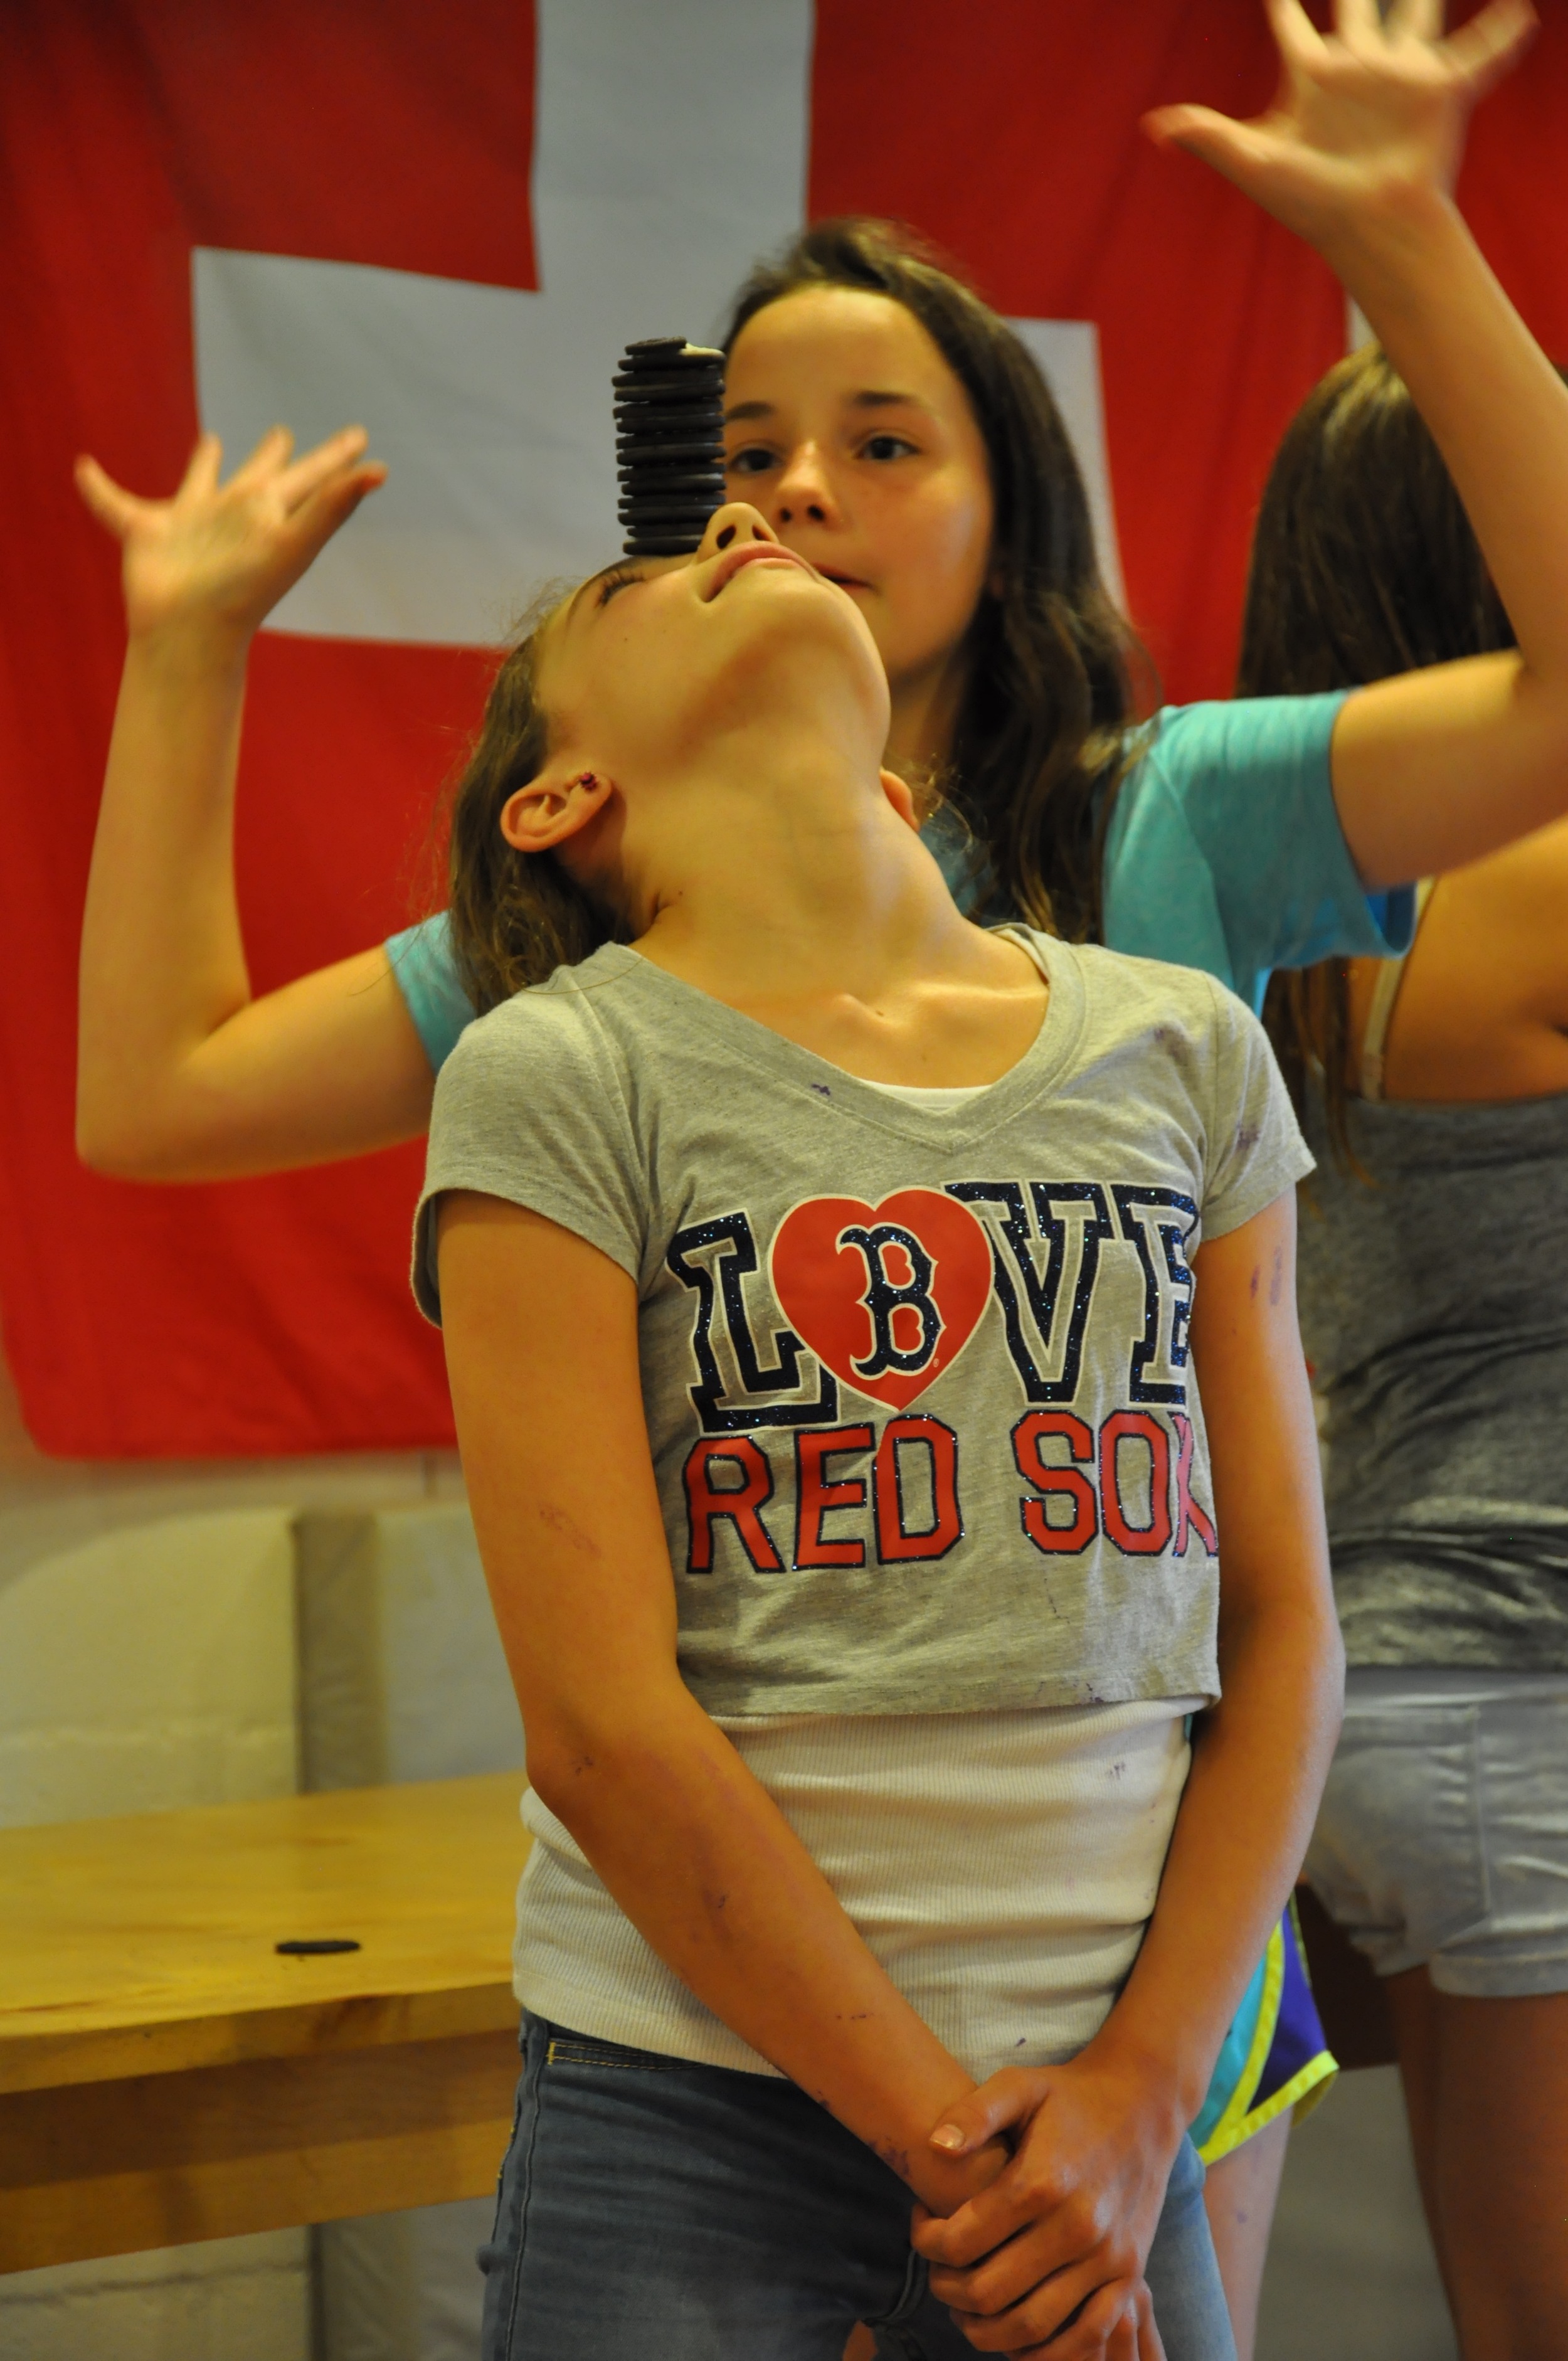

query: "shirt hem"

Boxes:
[413, 1165, 642, 1322]
[1200, 1145, 1316, 1243]
[680, 1670, 1221, 1719]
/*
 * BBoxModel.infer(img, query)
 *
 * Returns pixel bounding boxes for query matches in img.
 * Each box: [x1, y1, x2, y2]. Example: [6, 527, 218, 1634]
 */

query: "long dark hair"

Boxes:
[724, 218, 1147, 941]
[1244, 345, 1515, 1164]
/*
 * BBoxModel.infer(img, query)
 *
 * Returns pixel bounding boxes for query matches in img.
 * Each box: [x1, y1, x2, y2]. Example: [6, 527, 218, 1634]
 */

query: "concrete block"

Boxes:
[0, 1507, 307, 2357]
[0, 1510, 297, 1828]
[295, 1504, 523, 1789]
[295, 1504, 522, 2360]
[314, 2198, 497, 2361]
[0, 2231, 310, 2361]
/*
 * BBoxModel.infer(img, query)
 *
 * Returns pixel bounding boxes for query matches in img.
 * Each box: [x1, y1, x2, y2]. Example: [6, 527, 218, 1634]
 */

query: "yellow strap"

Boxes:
[1197, 2048, 1339, 2165]
[1360, 878, 1436, 1102]
[1196, 1898, 1342, 2165]
[1195, 1923, 1286, 2163]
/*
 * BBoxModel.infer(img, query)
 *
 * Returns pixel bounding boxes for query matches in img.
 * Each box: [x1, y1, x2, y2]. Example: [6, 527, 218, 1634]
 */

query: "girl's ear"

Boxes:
[500, 767, 615, 853]
[879, 767, 919, 834]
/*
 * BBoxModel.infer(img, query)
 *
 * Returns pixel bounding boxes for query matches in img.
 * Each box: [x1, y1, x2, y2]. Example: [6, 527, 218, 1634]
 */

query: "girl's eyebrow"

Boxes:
[723, 389, 928, 427]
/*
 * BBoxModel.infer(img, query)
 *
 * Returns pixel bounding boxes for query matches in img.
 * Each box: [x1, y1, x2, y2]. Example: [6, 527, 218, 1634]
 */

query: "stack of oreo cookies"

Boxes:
[614, 337, 727, 556]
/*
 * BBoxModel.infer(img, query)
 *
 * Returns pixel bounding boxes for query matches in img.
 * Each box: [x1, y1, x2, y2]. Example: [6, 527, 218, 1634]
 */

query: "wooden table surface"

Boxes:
[0, 1773, 530, 2272]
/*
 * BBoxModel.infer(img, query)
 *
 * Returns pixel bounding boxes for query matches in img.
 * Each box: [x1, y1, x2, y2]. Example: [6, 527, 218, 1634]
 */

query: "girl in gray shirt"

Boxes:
[413, 493, 1340, 2361]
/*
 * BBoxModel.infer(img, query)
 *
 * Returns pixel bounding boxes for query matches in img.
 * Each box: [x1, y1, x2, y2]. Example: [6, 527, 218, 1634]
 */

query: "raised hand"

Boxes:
[75, 423, 386, 647]
[1145, 0, 1535, 249]
[910, 2057, 1177, 2357]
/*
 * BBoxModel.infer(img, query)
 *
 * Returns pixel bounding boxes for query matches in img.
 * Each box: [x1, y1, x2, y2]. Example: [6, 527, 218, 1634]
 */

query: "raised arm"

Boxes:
[75, 427, 438, 1181]
[912, 1192, 1342, 2347]
[1151, 0, 1568, 889]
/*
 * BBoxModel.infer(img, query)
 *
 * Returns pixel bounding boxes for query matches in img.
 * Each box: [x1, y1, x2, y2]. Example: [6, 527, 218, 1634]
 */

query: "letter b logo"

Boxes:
[839, 1222, 941, 1377]
[770, 1190, 992, 1411]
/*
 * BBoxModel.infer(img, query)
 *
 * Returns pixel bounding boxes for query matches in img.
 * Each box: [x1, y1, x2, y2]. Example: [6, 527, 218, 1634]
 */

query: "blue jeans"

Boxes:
[478, 2018, 1235, 2360]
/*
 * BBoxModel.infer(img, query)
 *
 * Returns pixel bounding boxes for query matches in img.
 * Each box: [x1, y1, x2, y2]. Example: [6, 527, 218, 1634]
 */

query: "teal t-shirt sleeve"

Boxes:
[1099, 694, 1415, 1014]
[385, 913, 476, 1073]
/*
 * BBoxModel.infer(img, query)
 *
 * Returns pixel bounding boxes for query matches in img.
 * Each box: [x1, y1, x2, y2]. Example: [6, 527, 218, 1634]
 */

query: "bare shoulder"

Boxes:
[1363, 816, 1568, 1100]
[1417, 815, 1568, 1012]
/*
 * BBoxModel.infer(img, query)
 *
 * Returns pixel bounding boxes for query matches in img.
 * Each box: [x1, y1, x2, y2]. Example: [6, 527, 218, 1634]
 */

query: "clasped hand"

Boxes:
[913, 2054, 1181, 2360]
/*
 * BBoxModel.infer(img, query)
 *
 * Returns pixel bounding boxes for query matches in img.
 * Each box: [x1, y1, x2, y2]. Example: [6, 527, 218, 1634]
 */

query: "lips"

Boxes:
[704, 542, 818, 600]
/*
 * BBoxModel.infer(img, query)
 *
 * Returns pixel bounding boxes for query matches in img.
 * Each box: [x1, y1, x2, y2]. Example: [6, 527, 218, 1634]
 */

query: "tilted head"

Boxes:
[446, 500, 899, 1011]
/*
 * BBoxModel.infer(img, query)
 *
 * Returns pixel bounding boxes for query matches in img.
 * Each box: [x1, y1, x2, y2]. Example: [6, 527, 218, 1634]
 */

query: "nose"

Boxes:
[769, 440, 840, 533]
[698, 502, 780, 559]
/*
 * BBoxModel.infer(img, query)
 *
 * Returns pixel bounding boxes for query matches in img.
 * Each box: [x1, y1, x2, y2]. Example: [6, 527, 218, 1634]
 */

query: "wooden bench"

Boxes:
[0, 1773, 529, 2272]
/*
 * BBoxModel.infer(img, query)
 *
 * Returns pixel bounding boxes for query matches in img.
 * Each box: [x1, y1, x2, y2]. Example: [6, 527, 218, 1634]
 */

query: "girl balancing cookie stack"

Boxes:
[411, 489, 1342, 2360]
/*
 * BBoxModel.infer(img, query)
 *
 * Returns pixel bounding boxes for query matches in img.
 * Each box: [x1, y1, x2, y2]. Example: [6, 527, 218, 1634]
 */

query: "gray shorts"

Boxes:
[1305, 1669, 1568, 1999]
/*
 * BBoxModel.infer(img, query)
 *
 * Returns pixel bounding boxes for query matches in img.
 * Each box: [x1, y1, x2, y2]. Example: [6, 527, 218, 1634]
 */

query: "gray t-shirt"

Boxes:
[416, 928, 1311, 1718]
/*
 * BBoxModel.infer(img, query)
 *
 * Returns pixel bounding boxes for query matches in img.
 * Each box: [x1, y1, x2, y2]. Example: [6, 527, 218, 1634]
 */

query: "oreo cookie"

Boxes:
[614, 337, 726, 556]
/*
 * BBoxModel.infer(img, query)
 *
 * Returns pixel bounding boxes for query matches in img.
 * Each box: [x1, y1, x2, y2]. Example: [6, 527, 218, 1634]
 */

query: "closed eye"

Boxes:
[596, 565, 645, 607]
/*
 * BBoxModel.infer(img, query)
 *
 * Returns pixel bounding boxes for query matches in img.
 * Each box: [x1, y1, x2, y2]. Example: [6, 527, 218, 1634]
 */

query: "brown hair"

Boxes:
[445, 594, 618, 1013]
[724, 218, 1149, 939]
[1242, 346, 1515, 1164]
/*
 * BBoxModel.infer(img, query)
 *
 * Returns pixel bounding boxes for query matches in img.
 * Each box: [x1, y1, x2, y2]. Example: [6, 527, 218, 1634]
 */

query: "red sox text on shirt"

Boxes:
[665, 1179, 1217, 1576]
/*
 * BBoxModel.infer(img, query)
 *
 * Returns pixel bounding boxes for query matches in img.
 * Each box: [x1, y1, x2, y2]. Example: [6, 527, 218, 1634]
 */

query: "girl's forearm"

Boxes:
[77, 623, 435, 1180]
[77, 621, 253, 1169]
[1327, 189, 1568, 688]
[529, 1696, 1001, 2215]
[1083, 1589, 1343, 2125]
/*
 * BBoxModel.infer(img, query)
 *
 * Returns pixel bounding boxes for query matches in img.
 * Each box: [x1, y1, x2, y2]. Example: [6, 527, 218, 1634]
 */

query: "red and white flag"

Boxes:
[1, 1, 1561, 1456]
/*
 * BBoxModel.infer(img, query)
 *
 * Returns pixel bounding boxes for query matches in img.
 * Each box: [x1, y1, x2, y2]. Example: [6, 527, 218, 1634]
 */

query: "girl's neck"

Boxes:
[625, 729, 1047, 1089]
[626, 731, 975, 1008]
[883, 644, 971, 781]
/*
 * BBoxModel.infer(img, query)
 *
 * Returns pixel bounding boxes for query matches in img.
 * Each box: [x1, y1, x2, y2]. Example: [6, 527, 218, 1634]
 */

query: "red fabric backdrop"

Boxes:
[3, 2, 1565, 1458]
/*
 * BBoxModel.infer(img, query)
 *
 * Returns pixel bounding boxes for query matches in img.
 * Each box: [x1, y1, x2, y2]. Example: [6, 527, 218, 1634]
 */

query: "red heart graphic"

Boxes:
[768, 1189, 993, 1410]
